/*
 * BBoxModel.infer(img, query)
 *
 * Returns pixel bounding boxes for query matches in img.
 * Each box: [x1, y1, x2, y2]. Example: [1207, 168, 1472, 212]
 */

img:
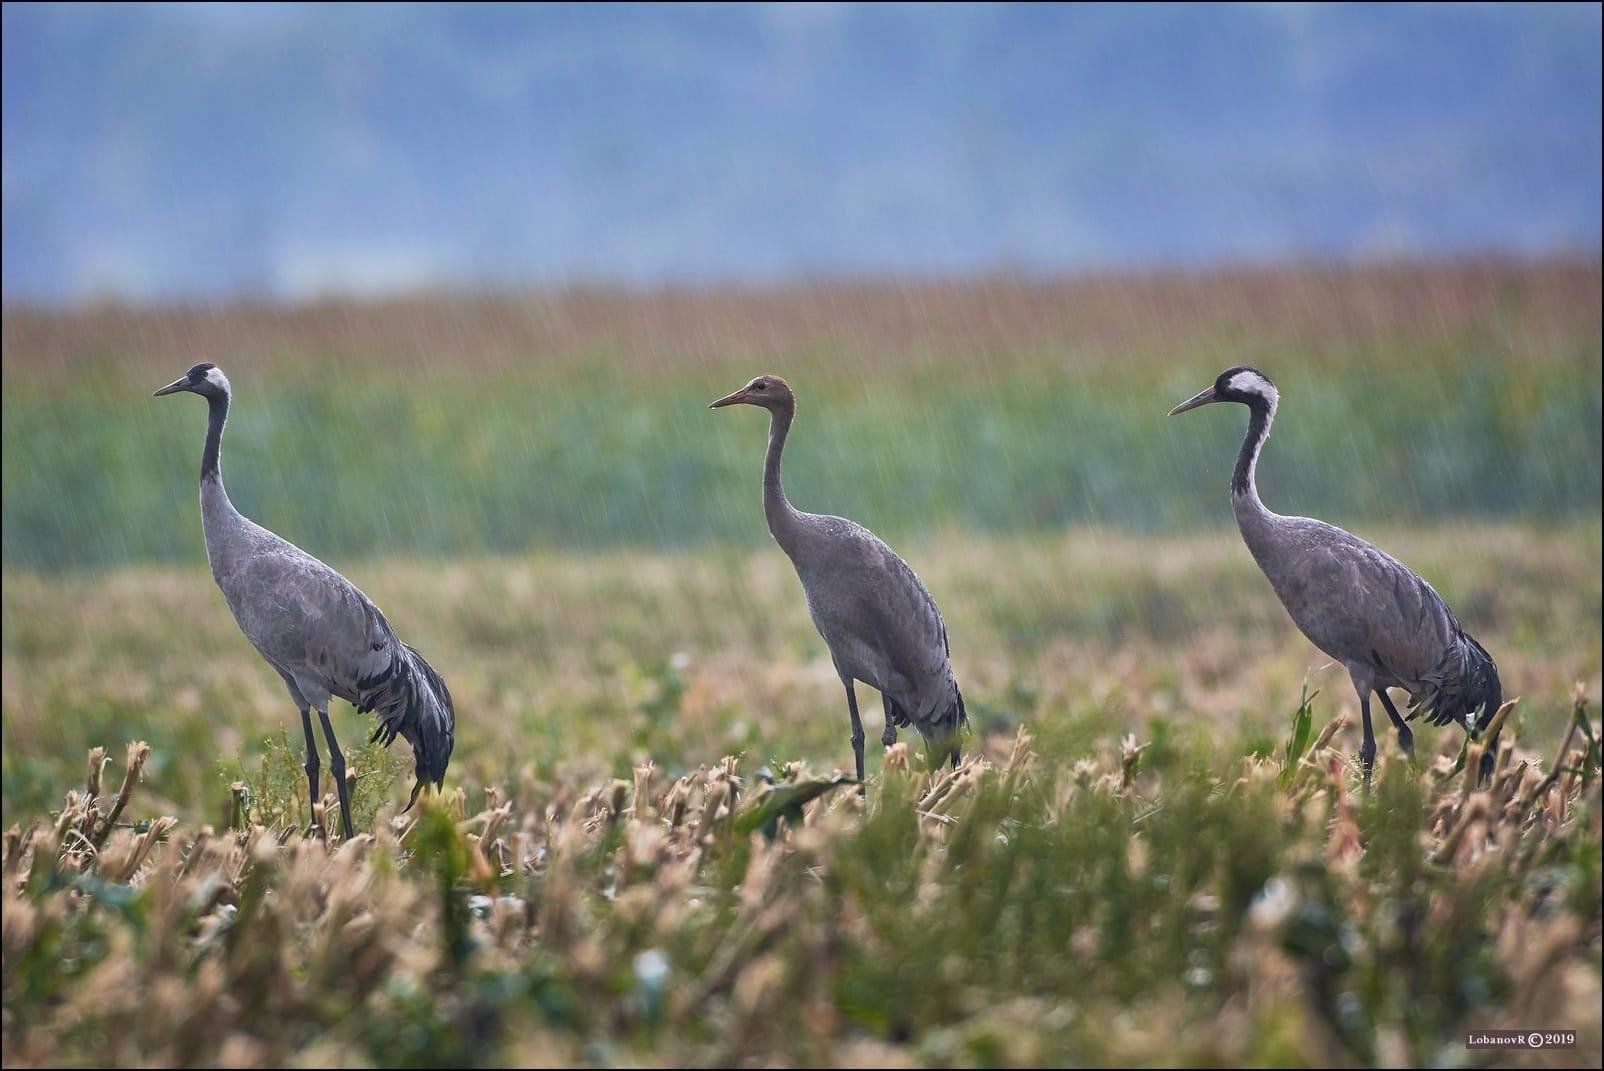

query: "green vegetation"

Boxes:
[3, 262, 1599, 569]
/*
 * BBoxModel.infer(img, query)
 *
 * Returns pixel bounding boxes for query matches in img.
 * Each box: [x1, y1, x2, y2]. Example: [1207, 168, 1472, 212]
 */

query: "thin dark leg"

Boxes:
[1477, 730, 1500, 785]
[1357, 691, 1377, 782]
[949, 744, 960, 770]
[844, 680, 866, 791]
[1375, 690, 1414, 758]
[881, 696, 899, 748]
[316, 707, 355, 840]
[299, 706, 322, 833]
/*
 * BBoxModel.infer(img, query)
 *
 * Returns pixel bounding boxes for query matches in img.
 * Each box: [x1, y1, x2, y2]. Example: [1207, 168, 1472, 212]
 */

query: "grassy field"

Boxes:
[2, 525, 1600, 824]
[2, 704, 1599, 1067]
[2, 526, 1601, 1066]
[3, 261, 1602, 1066]
[3, 259, 1599, 568]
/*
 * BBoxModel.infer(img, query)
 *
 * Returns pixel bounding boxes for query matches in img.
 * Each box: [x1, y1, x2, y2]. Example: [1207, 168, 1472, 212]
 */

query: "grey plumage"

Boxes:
[1171, 366, 1502, 781]
[155, 362, 454, 837]
[711, 375, 966, 783]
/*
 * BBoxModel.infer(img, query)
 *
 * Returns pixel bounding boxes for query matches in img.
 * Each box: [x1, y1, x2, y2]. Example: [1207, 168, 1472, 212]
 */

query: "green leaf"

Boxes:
[733, 772, 859, 839]
[1280, 681, 1318, 785]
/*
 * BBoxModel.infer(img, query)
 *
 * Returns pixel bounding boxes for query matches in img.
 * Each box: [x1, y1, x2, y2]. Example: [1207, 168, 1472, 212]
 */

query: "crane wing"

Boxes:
[1281, 521, 1459, 685]
[221, 537, 455, 798]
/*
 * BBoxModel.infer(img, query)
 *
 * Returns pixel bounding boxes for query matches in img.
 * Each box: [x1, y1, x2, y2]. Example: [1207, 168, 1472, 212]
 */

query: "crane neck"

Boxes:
[201, 390, 230, 485]
[1231, 396, 1274, 511]
[195, 388, 248, 579]
[198, 389, 245, 534]
[763, 399, 803, 547]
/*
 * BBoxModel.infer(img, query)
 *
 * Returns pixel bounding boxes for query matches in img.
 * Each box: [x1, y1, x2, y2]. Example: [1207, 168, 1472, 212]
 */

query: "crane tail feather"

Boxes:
[1406, 631, 1501, 735]
[359, 642, 456, 797]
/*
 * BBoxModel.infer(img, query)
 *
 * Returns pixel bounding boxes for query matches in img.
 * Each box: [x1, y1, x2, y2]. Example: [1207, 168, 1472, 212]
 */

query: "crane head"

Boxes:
[154, 362, 231, 399]
[1169, 366, 1277, 415]
[709, 375, 794, 411]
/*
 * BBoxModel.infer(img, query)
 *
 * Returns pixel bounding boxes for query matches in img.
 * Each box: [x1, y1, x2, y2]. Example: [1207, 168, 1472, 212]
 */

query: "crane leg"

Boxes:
[1375, 690, 1414, 758]
[1477, 729, 1500, 785]
[299, 706, 323, 835]
[316, 706, 355, 841]
[843, 680, 866, 793]
[1357, 691, 1377, 782]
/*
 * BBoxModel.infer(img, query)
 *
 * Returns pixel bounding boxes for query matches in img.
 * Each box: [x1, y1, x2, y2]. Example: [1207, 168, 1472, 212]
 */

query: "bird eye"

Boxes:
[753, 381, 767, 391]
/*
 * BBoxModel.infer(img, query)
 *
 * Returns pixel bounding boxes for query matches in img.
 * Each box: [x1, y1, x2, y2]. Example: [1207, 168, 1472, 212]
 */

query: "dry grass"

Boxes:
[4, 257, 1597, 380]
[3, 691, 1599, 1067]
[2, 529, 1599, 1064]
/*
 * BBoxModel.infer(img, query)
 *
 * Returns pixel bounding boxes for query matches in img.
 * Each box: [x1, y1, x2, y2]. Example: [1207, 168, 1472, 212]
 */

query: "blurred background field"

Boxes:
[3, 258, 1600, 568]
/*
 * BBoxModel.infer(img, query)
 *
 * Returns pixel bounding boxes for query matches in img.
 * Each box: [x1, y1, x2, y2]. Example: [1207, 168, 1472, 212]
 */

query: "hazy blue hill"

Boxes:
[3, 2, 1599, 301]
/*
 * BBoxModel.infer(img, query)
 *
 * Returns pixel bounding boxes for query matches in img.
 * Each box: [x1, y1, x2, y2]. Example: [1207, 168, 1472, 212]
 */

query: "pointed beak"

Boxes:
[709, 387, 749, 409]
[401, 776, 427, 814]
[1168, 385, 1218, 416]
[153, 377, 191, 398]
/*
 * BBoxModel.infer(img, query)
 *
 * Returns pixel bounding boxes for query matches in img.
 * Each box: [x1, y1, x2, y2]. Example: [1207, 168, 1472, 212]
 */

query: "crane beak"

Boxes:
[153, 377, 191, 397]
[1168, 385, 1218, 415]
[708, 387, 750, 409]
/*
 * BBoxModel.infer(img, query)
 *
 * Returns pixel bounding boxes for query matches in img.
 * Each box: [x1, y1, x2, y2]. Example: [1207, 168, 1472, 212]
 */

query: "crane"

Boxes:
[1170, 366, 1502, 782]
[711, 375, 966, 783]
[154, 363, 455, 838]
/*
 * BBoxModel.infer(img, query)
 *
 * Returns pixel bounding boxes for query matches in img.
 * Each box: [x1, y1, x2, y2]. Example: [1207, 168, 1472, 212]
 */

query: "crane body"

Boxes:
[711, 375, 965, 782]
[1170, 366, 1502, 781]
[155, 363, 455, 837]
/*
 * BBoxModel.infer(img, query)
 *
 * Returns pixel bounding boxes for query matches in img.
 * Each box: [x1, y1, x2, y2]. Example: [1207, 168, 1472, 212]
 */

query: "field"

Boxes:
[2, 260, 1602, 1066]
[4, 260, 1601, 567]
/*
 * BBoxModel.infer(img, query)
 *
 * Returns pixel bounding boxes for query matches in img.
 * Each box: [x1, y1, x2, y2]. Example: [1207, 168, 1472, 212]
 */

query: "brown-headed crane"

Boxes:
[711, 375, 966, 784]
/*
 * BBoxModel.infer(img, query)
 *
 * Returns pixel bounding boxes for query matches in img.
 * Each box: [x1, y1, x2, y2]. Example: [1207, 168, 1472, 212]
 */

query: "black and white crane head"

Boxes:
[1168, 366, 1278, 418]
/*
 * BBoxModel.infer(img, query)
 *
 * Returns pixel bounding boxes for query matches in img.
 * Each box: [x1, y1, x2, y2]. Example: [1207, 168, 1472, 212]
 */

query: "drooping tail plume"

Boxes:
[358, 642, 456, 810]
[1409, 631, 1502, 735]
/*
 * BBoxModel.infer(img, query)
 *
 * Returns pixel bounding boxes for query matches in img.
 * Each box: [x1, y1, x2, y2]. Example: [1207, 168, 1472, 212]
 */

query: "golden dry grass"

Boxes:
[4, 257, 1597, 380]
[3, 694, 1599, 1067]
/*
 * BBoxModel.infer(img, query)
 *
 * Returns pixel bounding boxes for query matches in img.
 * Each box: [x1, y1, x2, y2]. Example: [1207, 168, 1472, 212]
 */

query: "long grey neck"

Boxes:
[763, 401, 804, 551]
[1231, 398, 1277, 528]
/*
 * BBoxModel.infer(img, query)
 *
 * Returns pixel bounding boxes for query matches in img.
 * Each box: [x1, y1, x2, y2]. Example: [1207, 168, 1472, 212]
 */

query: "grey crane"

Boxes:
[154, 363, 455, 838]
[710, 375, 966, 782]
[1169, 366, 1502, 781]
